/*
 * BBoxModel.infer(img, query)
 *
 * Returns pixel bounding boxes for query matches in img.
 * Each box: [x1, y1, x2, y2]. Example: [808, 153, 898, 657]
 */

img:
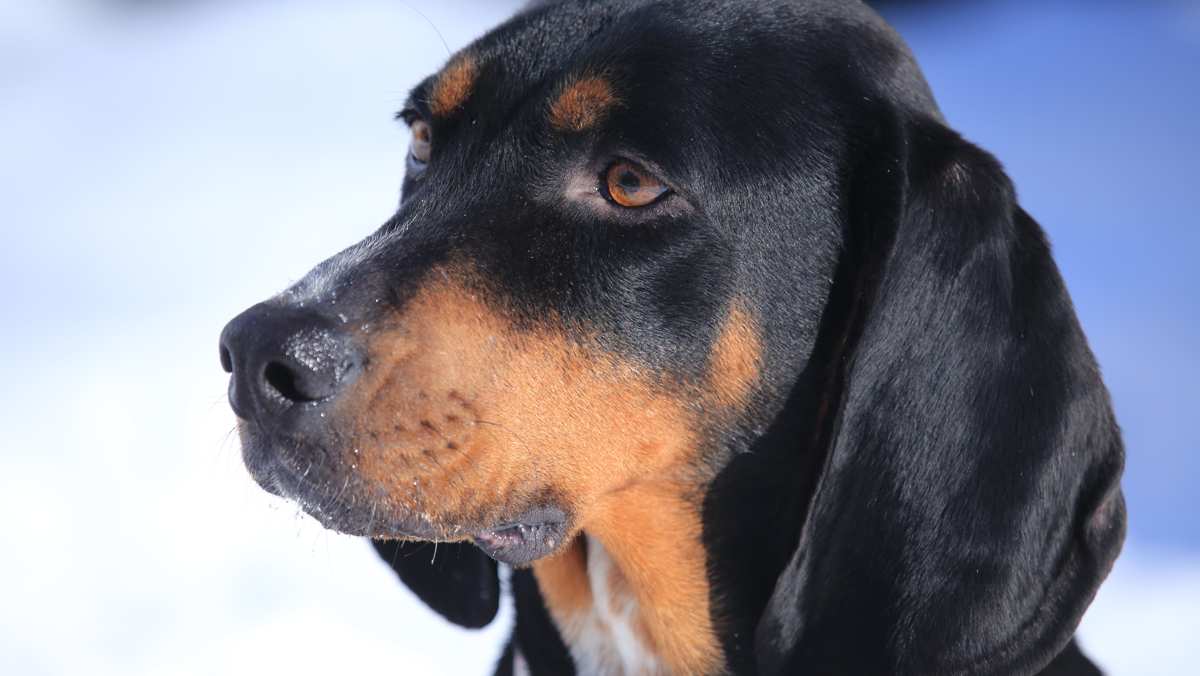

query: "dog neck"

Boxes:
[530, 359, 830, 675]
[532, 479, 722, 675]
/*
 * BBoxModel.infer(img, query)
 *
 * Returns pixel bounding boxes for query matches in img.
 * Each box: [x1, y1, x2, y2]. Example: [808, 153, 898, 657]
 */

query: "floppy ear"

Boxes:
[371, 538, 500, 629]
[756, 115, 1125, 675]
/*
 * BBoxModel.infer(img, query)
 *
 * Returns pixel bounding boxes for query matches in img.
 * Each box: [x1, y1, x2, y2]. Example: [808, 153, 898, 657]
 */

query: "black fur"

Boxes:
[371, 540, 500, 629]
[222, 0, 1125, 673]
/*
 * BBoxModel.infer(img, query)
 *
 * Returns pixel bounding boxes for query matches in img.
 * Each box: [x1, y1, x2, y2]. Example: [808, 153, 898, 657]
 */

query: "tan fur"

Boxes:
[328, 267, 762, 673]
[606, 551, 633, 612]
[707, 302, 762, 408]
[335, 264, 697, 538]
[533, 536, 594, 614]
[533, 484, 721, 674]
[589, 482, 720, 673]
[549, 76, 619, 132]
[430, 54, 478, 117]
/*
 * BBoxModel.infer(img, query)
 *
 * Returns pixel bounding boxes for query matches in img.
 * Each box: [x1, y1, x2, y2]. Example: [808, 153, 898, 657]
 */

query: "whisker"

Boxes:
[399, 1, 452, 56]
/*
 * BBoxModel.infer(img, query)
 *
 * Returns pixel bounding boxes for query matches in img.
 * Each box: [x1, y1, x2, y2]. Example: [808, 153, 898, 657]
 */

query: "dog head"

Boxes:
[220, 0, 1124, 672]
[220, 0, 857, 563]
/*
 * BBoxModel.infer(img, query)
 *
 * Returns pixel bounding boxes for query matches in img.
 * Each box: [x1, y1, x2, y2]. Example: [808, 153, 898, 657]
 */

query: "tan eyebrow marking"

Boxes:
[430, 54, 479, 117]
[549, 75, 619, 132]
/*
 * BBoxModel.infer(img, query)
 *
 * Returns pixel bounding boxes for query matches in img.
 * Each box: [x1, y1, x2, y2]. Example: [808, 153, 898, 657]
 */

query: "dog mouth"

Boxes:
[471, 506, 570, 566]
[241, 425, 570, 564]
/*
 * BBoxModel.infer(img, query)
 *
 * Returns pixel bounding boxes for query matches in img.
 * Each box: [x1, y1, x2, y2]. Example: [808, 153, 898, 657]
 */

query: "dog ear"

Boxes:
[371, 539, 500, 629]
[755, 114, 1125, 675]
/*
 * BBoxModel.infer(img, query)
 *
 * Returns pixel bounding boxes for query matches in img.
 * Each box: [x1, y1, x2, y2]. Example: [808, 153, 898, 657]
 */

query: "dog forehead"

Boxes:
[458, 1, 731, 111]
[449, 1, 906, 134]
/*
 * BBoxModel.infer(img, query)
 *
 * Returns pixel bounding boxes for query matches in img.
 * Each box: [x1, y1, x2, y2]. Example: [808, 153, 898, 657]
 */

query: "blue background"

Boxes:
[0, 1, 1195, 673]
[878, 0, 1200, 552]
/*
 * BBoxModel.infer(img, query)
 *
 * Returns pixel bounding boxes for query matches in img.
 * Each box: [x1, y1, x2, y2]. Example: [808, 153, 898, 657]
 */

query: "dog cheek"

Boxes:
[325, 267, 701, 527]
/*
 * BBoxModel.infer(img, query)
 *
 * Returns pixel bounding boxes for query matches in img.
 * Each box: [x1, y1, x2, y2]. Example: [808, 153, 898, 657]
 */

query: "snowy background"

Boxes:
[0, 0, 1195, 674]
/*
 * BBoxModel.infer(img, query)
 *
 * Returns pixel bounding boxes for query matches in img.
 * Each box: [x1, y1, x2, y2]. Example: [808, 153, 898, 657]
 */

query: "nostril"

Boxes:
[219, 344, 233, 373]
[221, 304, 362, 417]
[263, 360, 316, 403]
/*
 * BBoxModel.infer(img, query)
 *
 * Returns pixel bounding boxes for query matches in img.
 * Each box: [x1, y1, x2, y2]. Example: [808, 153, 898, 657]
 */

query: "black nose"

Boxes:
[219, 303, 363, 425]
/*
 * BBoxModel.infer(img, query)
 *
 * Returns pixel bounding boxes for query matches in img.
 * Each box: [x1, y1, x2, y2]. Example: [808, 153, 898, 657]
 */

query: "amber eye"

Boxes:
[410, 119, 432, 165]
[603, 161, 669, 208]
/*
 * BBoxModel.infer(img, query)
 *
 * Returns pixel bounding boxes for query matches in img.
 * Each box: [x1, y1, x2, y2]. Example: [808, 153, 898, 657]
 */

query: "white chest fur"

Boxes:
[557, 535, 664, 676]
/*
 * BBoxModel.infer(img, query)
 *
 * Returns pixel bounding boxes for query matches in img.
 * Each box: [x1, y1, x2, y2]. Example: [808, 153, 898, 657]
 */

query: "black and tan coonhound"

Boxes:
[219, 0, 1126, 673]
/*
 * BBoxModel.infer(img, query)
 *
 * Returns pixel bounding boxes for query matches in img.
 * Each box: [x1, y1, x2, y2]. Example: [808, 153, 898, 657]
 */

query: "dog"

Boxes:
[219, 0, 1126, 673]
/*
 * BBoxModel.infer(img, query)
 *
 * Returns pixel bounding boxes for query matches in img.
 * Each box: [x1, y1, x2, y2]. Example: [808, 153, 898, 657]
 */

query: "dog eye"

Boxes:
[409, 120, 432, 166]
[603, 161, 669, 208]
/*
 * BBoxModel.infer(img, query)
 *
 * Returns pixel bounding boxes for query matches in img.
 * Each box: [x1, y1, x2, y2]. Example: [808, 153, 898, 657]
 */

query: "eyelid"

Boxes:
[397, 107, 421, 125]
[397, 95, 433, 125]
[608, 154, 679, 189]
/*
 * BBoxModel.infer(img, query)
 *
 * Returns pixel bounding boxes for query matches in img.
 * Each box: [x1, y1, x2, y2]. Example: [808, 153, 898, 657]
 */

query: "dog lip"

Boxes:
[243, 428, 571, 552]
[472, 506, 569, 566]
